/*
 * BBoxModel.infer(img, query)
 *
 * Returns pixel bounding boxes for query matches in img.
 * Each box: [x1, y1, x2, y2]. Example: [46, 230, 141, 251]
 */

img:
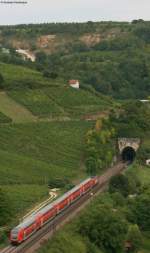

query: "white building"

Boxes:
[146, 159, 150, 166]
[140, 100, 149, 103]
[69, 80, 80, 89]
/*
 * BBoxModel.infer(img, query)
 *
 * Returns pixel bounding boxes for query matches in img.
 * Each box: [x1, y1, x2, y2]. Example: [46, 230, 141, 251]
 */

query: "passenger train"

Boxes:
[10, 176, 98, 244]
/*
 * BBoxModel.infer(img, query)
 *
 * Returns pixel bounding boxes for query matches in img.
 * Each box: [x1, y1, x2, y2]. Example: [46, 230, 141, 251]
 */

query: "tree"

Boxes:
[79, 205, 128, 253]
[0, 188, 12, 226]
[109, 174, 130, 197]
[126, 225, 143, 252]
[43, 70, 58, 79]
[86, 156, 101, 175]
[132, 193, 150, 231]
[111, 192, 126, 207]
[0, 73, 4, 89]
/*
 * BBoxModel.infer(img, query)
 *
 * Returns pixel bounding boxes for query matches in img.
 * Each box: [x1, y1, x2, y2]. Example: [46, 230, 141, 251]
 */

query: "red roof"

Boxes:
[69, 80, 79, 84]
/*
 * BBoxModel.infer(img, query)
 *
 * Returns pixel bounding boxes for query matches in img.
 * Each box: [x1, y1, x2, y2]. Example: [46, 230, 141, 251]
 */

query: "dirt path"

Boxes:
[0, 92, 37, 123]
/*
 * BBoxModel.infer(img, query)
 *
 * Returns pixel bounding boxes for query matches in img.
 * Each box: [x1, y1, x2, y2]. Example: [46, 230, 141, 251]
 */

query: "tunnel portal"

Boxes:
[121, 146, 136, 163]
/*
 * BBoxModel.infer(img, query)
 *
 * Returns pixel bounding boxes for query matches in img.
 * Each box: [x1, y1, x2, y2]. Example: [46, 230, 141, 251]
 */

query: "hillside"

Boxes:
[0, 21, 150, 99]
[0, 63, 113, 121]
[0, 60, 115, 239]
[0, 60, 114, 245]
[37, 164, 150, 253]
[0, 21, 150, 251]
[0, 120, 94, 233]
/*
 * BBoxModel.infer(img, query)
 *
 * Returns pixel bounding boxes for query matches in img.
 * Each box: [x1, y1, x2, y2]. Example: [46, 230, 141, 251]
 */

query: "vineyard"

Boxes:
[0, 121, 93, 185]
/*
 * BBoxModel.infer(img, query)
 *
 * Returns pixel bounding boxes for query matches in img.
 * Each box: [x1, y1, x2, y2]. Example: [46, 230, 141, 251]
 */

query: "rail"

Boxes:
[0, 161, 127, 253]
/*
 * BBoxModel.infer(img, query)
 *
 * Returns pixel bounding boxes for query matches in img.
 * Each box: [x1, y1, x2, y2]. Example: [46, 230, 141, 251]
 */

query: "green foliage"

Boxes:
[0, 121, 92, 184]
[0, 112, 12, 123]
[43, 70, 58, 79]
[111, 101, 150, 139]
[1, 21, 150, 99]
[48, 178, 70, 189]
[109, 174, 130, 197]
[1, 185, 48, 222]
[111, 192, 126, 207]
[0, 73, 4, 89]
[37, 231, 87, 253]
[126, 224, 143, 253]
[85, 119, 115, 174]
[131, 192, 150, 231]
[109, 171, 141, 198]
[34, 166, 150, 253]
[9, 86, 110, 118]
[0, 188, 12, 226]
[134, 23, 150, 43]
[78, 204, 128, 253]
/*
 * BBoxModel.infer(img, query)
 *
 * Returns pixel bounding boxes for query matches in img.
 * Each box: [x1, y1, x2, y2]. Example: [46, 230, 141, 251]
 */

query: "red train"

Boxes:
[10, 176, 98, 244]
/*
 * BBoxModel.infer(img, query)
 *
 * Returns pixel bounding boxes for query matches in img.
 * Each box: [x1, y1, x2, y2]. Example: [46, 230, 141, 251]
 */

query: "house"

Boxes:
[146, 159, 150, 166]
[140, 100, 149, 103]
[69, 80, 80, 89]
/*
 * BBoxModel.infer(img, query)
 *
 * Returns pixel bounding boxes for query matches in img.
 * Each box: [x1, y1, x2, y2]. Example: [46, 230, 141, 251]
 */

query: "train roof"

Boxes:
[11, 215, 36, 232]
[39, 177, 92, 215]
[11, 177, 94, 233]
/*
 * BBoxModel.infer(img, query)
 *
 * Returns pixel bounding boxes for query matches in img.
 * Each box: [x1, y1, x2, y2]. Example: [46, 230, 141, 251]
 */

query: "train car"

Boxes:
[10, 215, 37, 244]
[39, 203, 57, 226]
[10, 176, 98, 244]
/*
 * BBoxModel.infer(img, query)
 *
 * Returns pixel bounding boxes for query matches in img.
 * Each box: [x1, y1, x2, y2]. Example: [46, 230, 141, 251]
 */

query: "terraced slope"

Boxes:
[9, 87, 112, 118]
[0, 92, 36, 123]
[0, 121, 93, 185]
[0, 120, 93, 223]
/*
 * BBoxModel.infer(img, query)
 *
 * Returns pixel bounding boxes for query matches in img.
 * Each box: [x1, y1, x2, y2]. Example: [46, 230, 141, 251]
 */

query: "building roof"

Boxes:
[69, 80, 79, 84]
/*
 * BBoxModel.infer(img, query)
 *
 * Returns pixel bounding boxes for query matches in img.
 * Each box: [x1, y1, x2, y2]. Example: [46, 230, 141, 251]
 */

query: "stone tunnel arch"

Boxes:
[118, 138, 140, 163]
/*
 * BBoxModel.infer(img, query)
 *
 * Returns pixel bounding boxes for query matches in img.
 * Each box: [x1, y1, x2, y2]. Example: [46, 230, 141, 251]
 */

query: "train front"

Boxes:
[10, 227, 23, 244]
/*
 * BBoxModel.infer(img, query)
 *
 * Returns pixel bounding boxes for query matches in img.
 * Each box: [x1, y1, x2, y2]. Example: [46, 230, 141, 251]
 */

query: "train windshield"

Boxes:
[11, 228, 19, 239]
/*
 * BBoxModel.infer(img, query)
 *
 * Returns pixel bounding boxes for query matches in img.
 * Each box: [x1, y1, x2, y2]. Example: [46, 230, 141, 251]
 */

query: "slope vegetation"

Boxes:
[0, 92, 36, 123]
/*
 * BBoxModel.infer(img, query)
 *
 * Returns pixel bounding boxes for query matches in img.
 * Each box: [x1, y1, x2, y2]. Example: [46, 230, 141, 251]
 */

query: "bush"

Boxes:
[109, 174, 130, 197]
[48, 178, 70, 188]
[0, 73, 4, 89]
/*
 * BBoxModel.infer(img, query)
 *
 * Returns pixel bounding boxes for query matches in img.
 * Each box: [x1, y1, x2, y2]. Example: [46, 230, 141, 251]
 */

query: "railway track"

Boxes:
[0, 161, 127, 253]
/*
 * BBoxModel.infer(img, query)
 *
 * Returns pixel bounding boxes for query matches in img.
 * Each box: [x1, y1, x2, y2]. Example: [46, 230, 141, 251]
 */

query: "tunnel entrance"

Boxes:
[121, 146, 136, 163]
